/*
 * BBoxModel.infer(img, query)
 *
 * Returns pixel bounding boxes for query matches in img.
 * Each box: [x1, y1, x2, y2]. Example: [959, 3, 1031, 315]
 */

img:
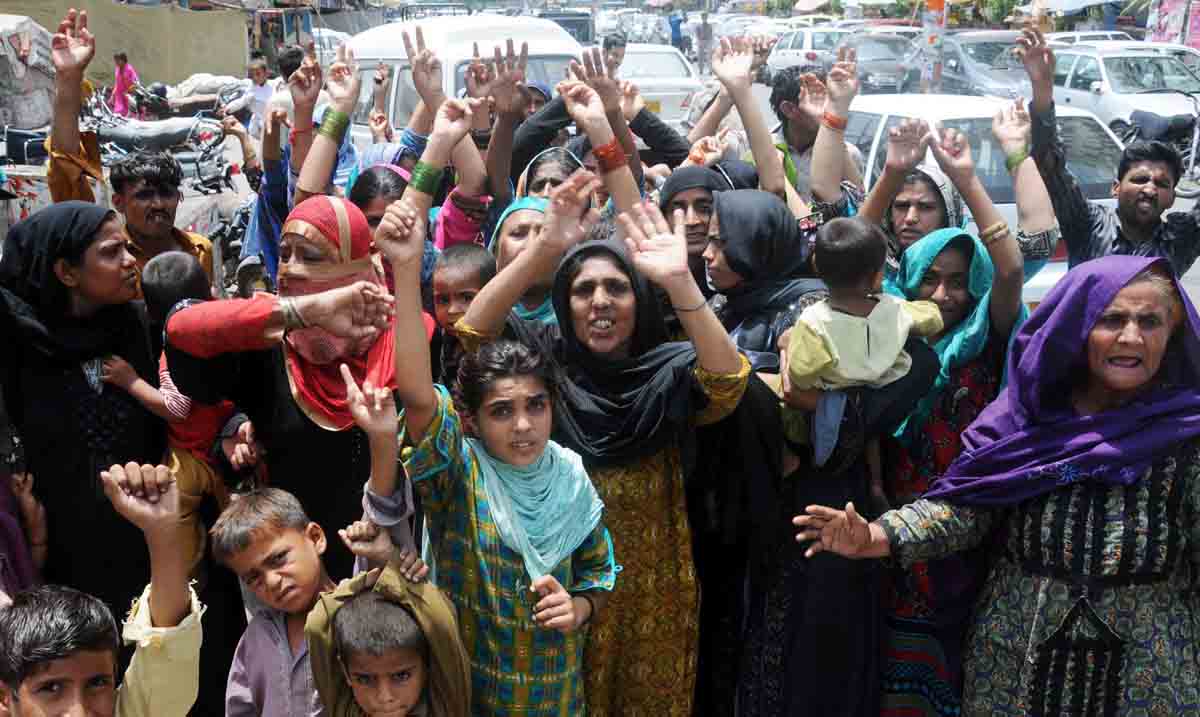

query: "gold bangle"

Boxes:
[281, 297, 308, 329]
[979, 221, 1010, 247]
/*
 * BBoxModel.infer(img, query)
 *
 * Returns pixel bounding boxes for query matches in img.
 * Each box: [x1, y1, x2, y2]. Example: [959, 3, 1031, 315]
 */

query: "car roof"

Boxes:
[849, 93, 1099, 119]
[625, 43, 685, 52]
[948, 30, 1021, 42]
[1053, 43, 1164, 57]
[1069, 40, 1197, 53]
[350, 15, 582, 61]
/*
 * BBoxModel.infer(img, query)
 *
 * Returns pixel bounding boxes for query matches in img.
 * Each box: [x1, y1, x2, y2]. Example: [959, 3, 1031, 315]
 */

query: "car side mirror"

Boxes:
[1090, 80, 1104, 94]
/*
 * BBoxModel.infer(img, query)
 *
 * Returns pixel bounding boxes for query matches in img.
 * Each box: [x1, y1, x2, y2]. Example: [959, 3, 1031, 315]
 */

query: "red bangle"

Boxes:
[288, 126, 313, 145]
[592, 137, 626, 174]
[821, 111, 848, 132]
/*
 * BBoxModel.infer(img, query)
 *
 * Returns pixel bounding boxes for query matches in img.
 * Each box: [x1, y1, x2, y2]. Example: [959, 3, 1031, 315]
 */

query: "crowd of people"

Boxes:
[3, 7, 1200, 716]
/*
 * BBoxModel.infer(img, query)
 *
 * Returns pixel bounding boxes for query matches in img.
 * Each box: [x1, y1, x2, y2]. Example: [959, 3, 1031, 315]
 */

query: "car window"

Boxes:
[851, 36, 906, 61]
[776, 32, 796, 51]
[1069, 57, 1101, 90]
[1053, 53, 1078, 86]
[1169, 50, 1200, 75]
[943, 46, 964, 71]
[388, 67, 419, 130]
[453, 55, 576, 94]
[352, 67, 382, 126]
[873, 114, 1121, 204]
[1103, 55, 1200, 94]
[812, 32, 843, 51]
[844, 111, 882, 182]
[789, 32, 807, 50]
[619, 51, 692, 79]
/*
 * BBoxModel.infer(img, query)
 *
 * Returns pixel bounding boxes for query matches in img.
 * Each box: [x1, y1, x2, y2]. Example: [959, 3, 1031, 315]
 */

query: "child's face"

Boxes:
[473, 375, 552, 467]
[343, 648, 426, 717]
[0, 649, 117, 717]
[432, 266, 483, 330]
[224, 524, 327, 615]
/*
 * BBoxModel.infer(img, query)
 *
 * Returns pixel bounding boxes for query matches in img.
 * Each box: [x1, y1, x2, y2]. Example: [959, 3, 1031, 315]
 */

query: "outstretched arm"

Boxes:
[811, 48, 858, 204]
[711, 37, 786, 200]
[48, 8, 98, 204]
[295, 45, 359, 204]
[858, 119, 929, 227]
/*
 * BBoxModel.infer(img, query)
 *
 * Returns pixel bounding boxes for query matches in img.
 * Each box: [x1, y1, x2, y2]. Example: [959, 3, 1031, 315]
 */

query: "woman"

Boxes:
[0, 201, 162, 615]
[165, 195, 408, 576]
[459, 170, 750, 716]
[489, 197, 556, 324]
[797, 255, 1200, 714]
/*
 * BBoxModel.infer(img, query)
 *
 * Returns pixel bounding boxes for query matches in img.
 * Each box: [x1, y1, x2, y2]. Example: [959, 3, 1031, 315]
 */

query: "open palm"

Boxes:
[793, 502, 874, 559]
[712, 37, 753, 91]
[885, 119, 929, 174]
[51, 9, 95, 75]
[619, 204, 689, 287]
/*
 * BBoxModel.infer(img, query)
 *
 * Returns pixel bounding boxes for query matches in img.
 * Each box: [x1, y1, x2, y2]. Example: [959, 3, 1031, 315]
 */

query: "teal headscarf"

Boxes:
[490, 197, 557, 324]
[885, 227, 1026, 446]
[466, 437, 604, 581]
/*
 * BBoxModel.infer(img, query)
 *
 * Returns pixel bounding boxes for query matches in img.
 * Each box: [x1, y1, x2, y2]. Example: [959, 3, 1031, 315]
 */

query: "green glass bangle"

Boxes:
[1005, 148, 1029, 174]
[317, 109, 351, 142]
[410, 161, 444, 195]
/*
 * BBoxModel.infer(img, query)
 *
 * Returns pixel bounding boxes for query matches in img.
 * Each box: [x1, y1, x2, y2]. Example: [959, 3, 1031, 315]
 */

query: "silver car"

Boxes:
[764, 27, 849, 81]
[619, 44, 704, 135]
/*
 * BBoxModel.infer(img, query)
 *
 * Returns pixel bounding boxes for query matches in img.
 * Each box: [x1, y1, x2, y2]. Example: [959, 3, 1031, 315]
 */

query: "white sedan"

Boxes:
[619, 44, 704, 134]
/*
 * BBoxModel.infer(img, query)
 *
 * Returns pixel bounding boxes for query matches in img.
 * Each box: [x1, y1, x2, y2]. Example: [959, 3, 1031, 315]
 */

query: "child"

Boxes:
[214, 367, 422, 717]
[306, 558, 473, 717]
[431, 243, 496, 386]
[784, 218, 943, 511]
[378, 198, 618, 716]
[0, 463, 203, 717]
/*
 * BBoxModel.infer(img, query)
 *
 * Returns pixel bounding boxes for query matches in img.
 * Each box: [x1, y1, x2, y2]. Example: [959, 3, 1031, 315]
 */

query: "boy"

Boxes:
[784, 218, 942, 511]
[215, 368, 422, 716]
[0, 463, 202, 717]
[431, 244, 496, 386]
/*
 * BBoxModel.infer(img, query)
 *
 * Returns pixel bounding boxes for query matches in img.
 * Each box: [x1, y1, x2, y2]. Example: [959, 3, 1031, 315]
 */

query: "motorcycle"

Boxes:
[1121, 90, 1200, 199]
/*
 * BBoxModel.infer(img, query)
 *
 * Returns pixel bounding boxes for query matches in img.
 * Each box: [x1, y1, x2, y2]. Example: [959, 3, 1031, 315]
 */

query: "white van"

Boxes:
[348, 16, 584, 152]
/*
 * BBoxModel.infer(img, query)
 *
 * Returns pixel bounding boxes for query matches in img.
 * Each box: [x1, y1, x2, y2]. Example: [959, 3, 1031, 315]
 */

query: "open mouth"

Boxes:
[590, 318, 614, 331]
[1107, 356, 1142, 369]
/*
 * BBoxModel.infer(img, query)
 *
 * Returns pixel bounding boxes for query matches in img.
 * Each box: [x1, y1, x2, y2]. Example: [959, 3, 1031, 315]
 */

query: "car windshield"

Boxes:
[852, 37, 907, 61]
[961, 41, 1021, 69]
[1103, 55, 1200, 94]
[622, 51, 691, 79]
[872, 114, 1121, 204]
[454, 55, 577, 94]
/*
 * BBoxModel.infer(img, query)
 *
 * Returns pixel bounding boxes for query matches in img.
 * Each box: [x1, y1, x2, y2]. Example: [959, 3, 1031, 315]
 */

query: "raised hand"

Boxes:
[288, 56, 323, 113]
[826, 46, 859, 115]
[221, 420, 260, 471]
[571, 47, 621, 114]
[465, 43, 495, 100]
[294, 281, 395, 343]
[750, 35, 777, 71]
[620, 81, 645, 123]
[797, 73, 828, 126]
[992, 97, 1031, 155]
[557, 80, 608, 130]
[711, 36, 754, 93]
[369, 108, 394, 143]
[374, 200, 425, 266]
[928, 125, 974, 185]
[402, 26, 445, 109]
[50, 8, 95, 78]
[326, 44, 362, 115]
[487, 39, 529, 116]
[100, 463, 178, 532]
[433, 97, 486, 145]
[374, 61, 390, 88]
[884, 118, 930, 174]
[532, 575, 582, 633]
[792, 502, 877, 559]
[340, 363, 398, 437]
[686, 128, 731, 167]
[618, 202, 691, 289]
[542, 169, 602, 254]
[1015, 28, 1054, 93]
[393, 548, 430, 583]
[339, 519, 394, 568]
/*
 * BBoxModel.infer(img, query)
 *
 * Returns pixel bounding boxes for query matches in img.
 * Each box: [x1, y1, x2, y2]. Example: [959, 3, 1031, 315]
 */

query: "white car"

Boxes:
[844, 94, 1126, 303]
[1073, 40, 1200, 78]
[1049, 44, 1200, 136]
[1045, 30, 1135, 45]
[619, 44, 703, 133]
[765, 27, 851, 79]
[780, 15, 837, 29]
[865, 26, 922, 40]
[312, 28, 352, 69]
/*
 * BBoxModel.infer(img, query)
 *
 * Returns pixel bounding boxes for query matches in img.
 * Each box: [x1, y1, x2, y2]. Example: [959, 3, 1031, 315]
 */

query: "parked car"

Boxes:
[348, 15, 582, 151]
[538, 10, 595, 46]
[844, 93, 1126, 302]
[618, 44, 703, 134]
[1046, 30, 1135, 45]
[764, 27, 850, 80]
[1049, 44, 1200, 135]
[827, 34, 913, 94]
[312, 28, 351, 69]
[781, 14, 836, 29]
[1072, 40, 1200, 77]
[865, 26, 922, 40]
[940, 31, 1032, 98]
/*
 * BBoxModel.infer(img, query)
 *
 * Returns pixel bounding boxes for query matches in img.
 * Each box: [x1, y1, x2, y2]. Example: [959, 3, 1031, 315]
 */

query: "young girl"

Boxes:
[374, 90, 617, 717]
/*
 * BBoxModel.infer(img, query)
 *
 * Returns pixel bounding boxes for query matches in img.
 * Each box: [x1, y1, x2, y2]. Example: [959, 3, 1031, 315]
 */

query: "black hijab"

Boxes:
[659, 165, 725, 210]
[0, 202, 141, 361]
[513, 240, 702, 468]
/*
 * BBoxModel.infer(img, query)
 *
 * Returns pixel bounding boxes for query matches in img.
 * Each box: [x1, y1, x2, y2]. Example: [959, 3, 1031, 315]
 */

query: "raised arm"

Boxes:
[462, 171, 601, 336]
[222, 116, 260, 175]
[928, 126, 1023, 339]
[573, 48, 644, 189]
[994, 98, 1058, 236]
[624, 82, 690, 169]
[687, 86, 734, 145]
[711, 37, 786, 200]
[287, 45, 323, 186]
[47, 8, 99, 204]
[858, 119, 929, 227]
[618, 203, 742, 375]
[295, 45, 360, 205]
[560, 81, 641, 214]
[811, 48, 858, 204]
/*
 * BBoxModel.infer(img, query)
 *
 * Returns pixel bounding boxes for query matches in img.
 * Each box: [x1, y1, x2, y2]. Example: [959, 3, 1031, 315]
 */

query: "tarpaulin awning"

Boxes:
[793, 0, 830, 11]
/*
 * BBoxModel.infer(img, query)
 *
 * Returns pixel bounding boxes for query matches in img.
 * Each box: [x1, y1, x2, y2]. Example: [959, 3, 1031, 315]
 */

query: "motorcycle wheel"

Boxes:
[1176, 148, 1200, 199]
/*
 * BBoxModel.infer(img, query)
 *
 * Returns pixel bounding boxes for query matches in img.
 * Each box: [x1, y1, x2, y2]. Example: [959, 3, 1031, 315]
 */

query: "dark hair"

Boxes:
[113, 52, 128, 63]
[897, 171, 948, 226]
[277, 44, 306, 81]
[453, 339, 555, 415]
[814, 218, 888, 290]
[436, 243, 496, 288]
[333, 591, 428, 662]
[109, 152, 183, 195]
[1118, 140, 1183, 186]
[142, 251, 210, 323]
[0, 586, 120, 691]
[524, 149, 581, 195]
[248, 58, 269, 73]
[603, 32, 628, 52]
[210, 488, 311, 565]
[349, 166, 409, 210]
[769, 66, 827, 127]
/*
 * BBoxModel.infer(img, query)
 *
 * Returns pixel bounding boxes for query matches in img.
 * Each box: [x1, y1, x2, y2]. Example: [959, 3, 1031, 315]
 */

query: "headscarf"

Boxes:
[712, 159, 759, 191]
[926, 256, 1200, 506]
[490, 197, 556, 324]
[658, 165, 724, 211]
[512, 240, 701, 468]
[883, 163, 964, 272]
[885, 228, 1023, 446]
[0, 202, 139, 361]
[278, 195, 396, 430]
[467, 437, 603, 581]
[514, 147, 584, 198]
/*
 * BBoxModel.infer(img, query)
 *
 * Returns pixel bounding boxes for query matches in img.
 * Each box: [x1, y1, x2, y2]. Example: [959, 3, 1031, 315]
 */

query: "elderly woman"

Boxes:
[797, 255, 1200, 714]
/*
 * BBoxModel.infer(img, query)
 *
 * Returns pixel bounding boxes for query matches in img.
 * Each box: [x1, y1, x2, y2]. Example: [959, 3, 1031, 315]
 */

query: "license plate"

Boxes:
[646, 100, 662, 113]
[873, 75, 897, 85]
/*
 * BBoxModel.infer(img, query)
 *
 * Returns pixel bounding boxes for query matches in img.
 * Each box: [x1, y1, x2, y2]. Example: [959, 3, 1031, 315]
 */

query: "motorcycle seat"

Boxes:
[97, 117, 200, 153]
[1131, 110, 1194, 142]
